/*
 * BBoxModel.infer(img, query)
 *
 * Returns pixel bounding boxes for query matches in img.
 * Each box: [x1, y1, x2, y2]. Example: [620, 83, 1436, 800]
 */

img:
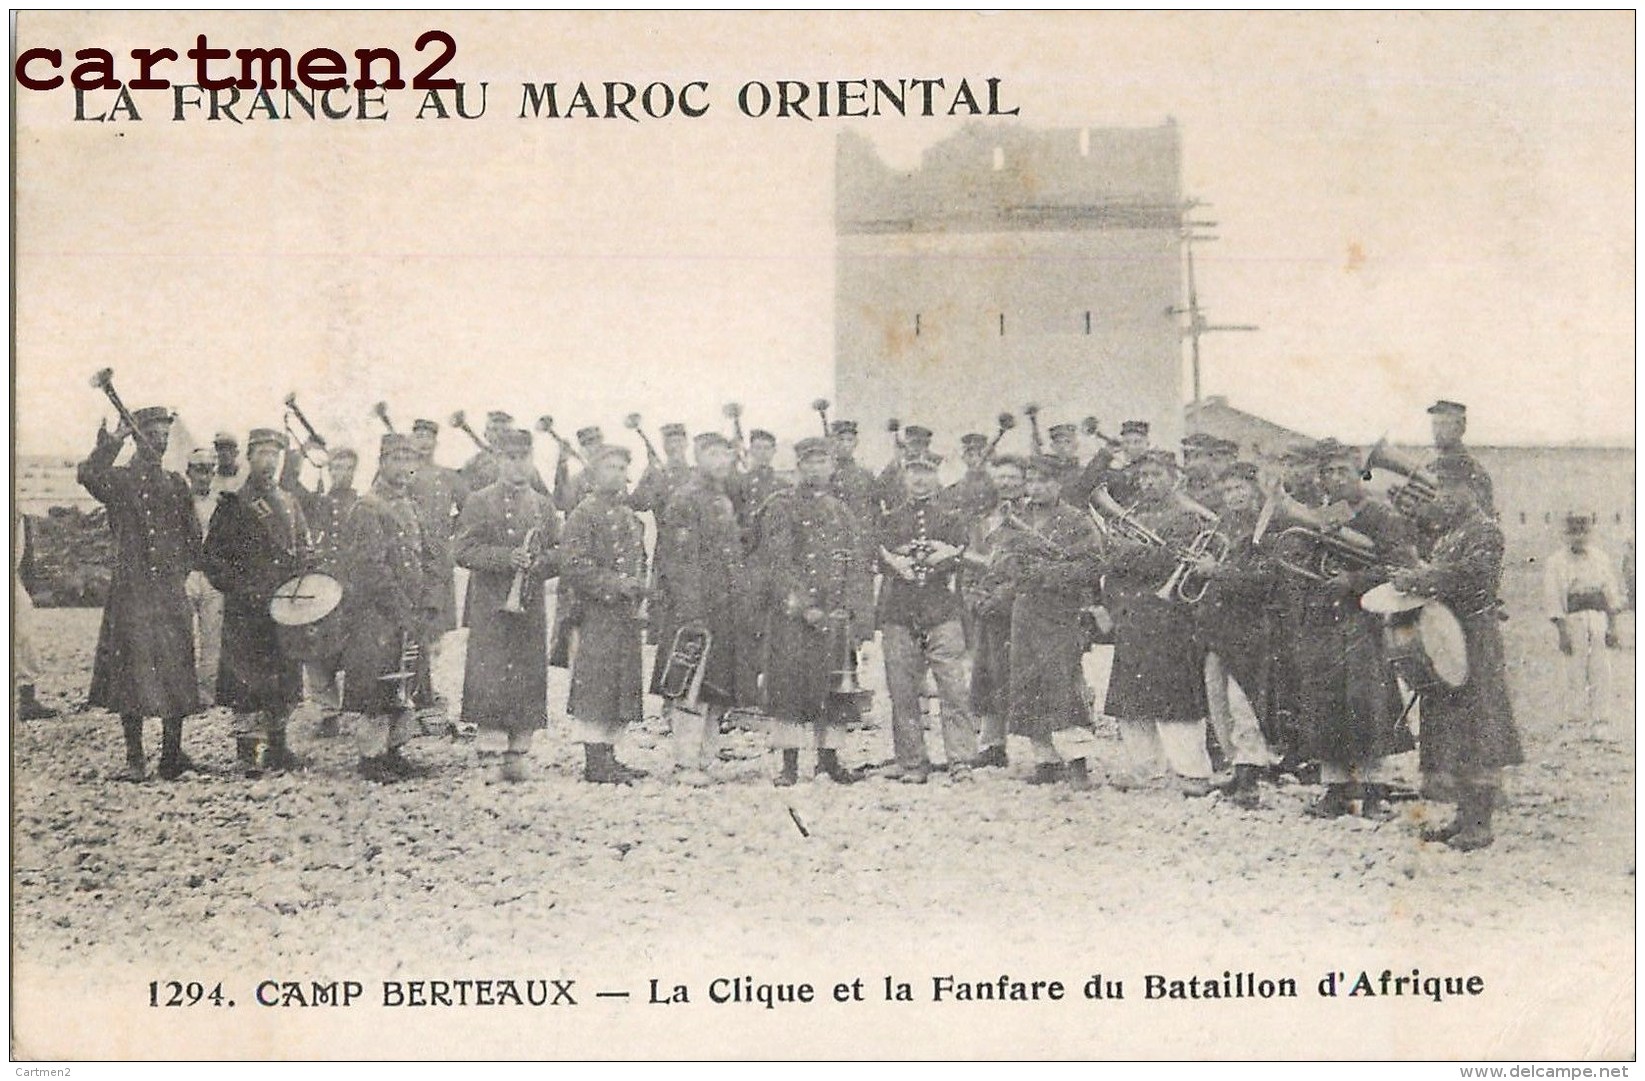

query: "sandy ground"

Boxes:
[10, 572, 1635, 1060]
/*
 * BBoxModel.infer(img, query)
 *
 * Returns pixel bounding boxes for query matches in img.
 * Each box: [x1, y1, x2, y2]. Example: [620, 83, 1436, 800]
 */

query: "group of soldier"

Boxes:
[71, 393, 1537, 851]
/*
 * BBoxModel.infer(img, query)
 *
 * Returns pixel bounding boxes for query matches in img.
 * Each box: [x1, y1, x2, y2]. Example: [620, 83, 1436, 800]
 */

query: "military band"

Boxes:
[66, 376, 1538, 854]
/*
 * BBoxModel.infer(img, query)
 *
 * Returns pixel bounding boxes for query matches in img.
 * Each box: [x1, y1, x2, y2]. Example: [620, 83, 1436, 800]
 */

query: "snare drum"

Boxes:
[1381, 599, 1469, 693]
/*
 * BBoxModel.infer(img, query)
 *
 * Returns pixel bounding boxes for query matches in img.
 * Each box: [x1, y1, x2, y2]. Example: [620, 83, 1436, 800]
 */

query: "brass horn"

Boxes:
[1023, 403, 1045, 456]
[1081, 416, 1120, 449]
[624, 412, 662, 464]
[371, 401, 395, 433]
[89, 367, 160, 457]
[535, 415, 585, 464]
[450, 410, 492, 453]
[984, 412, 1017, 459]
[1362, 436, 1439, 513]
[1254, 486, 1387, 582]
[812, 398, 831, 438]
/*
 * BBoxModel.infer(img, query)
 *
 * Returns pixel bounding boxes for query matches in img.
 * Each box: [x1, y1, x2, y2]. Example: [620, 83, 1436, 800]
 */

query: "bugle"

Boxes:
[371, 401, 396, 433]
[450, 410, 493, 453]
[535, 415, 585, 464]
[984, 412, 1016, 459]
[283, 392, 330, 472]
[1081, 416, 1121, 449]
[812, 397, 832, 438]
[1023, 403, 1045, 455]
[89, 368, 159, 457]
[723, 402, 748, 465]
[886, 417, 905, 454]
[624, 413, 662, 464]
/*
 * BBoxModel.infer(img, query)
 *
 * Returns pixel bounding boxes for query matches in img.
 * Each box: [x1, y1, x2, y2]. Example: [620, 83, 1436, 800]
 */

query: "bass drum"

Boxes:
[1383, 599, 1469, 693]
[269, 572, 346, 662]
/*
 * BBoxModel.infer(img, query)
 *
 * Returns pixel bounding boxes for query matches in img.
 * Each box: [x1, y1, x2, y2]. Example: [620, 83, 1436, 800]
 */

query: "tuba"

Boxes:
[657, 625, 713, 711]
[1254, 486, 1388, 582]
[812, 398, 832, 438]
[624, 413, 662, 464]
[535, 415, 585, 464]
[450, 410, 493, 453]
[1363, 436, 1439, 514]
[89, 367, 159, 457]
[371, 401, 396, 433]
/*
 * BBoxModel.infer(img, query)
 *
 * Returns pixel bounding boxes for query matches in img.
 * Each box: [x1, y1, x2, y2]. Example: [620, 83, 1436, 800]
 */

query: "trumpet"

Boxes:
[887, 417, 905, 454]
[500, 526, 541, 614]
[1081, 416, 1121, 450]
[812, 397, 832, 438]
[450, 410, 493, 454]
[1362, 436, 1439, 514]
[535, 415, 584, 464]
[984, 412, 1016, 460]
[1023, 403, 1045, 455]
[371, 401, 396, 433]
[624, 413, 662, 464]
[89, 367, 158, 457]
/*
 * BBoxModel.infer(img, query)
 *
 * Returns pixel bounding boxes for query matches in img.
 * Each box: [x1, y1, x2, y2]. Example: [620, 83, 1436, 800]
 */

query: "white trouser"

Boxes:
[767, 720, 843, 750]
[1028, 727, 1100, 765]
[1203, 651, 1279, 768]
[303, 661, 342, 716]
[185, 570, 223, 703]
[15, 576, 41, 685]
[667, 701, 725, 770]
[1564, 610, 1613, 724]
[356, 711, 416, 758]
[570, 716, 627, 746]
[1118, 718, 1213, 780]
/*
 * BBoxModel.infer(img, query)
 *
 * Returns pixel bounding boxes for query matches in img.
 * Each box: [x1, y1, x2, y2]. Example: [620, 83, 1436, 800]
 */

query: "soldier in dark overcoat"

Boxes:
[962, 456, 1028, 767]
[651, 433, 755, 784]
[560, 444, 651, 784]
[1003, 455, 1105, 787]
[204, 427, 310, 774]
[454, 428, 561, 782]
[759, 437, 875, 786]
[728, 428, 789, 548]
[1425, 399, 1495, 518]
[1191, 463, 1282, 808]
[342, 434, 434, 782]
[409, 418, 474, 710]
[1102, 451, 1216, 794]
[942, 433, 999, 524]
[78, 406, 202, 781]
[630, 422, 693, 516]
[1293, 442, 1419, 818]
[827, 420, 879, 531]
[1392, 466, 1523, 851]
[280, 441, 360, 735]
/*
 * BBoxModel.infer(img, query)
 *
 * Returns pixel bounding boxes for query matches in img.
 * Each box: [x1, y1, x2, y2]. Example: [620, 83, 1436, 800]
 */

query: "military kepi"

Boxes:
[794, 436, 831, 461]
[1427, 400, 1467, 416]
[247, 427, 285, 450]
[134, 406, 176, 428]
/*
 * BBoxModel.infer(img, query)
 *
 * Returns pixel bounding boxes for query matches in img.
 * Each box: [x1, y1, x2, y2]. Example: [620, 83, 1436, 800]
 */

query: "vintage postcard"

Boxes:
[10, 10, 1634, 1062]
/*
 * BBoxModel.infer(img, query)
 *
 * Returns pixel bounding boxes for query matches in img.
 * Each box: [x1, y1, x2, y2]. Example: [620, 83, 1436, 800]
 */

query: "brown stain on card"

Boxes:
[1345, 241, 1366, 273]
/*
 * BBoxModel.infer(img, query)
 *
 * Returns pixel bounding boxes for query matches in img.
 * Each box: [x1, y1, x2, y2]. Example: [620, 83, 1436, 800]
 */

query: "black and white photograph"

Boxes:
[9, 10, 1635, 1062]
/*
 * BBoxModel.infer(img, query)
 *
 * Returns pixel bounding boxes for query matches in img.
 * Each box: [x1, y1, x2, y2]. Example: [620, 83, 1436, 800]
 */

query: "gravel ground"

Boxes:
[11, 576, 1635, 1060]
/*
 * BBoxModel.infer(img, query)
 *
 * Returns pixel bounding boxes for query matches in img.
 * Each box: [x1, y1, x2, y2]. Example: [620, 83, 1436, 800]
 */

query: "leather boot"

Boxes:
[1028, 762, 1064, 785]
[1447, 786, 1496, 851]
[815, 748, 858, 785]
[584, 743, 630, 785]
[1420, 795, 1466, 843]
[774, 748, 799, 787]
[17, 684, 57, 720]
[157, 718, 196, 780]
[118, 716, 147, 782]
[1064, 758, 1093, 790]
[1229, 764, 1262, 810]
[264, 724, 306, 773]
[971, 744, 1008, 769]
[236, 736, 264, 778]
[1306, 782, 1353, 819]
[383, 744, 433, 779]
[1358, 781, 1393, 820]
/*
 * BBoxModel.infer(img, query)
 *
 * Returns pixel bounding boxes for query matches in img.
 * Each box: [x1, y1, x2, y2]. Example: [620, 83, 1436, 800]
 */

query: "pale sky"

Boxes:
[13, 11, 1635, 467]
